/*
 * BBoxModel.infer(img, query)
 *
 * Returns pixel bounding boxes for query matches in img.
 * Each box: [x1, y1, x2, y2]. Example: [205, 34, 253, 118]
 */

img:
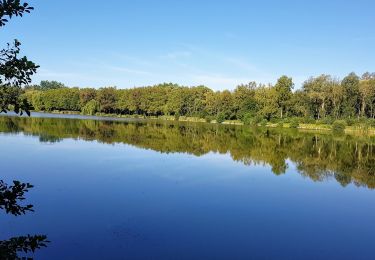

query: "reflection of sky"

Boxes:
[1, 134, 375, 259]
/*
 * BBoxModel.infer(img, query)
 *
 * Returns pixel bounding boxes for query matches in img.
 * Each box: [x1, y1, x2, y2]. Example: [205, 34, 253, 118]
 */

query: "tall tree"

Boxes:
[274, 75, 294, 118]
[359, 73, 375, 118]
[97, 87, 117, 113]
[233, 82, 257, 119]
[303, 75, 334, 119]
[38, 80, 65, 91]
[79, 87, 97, 107]
[289, 90, 309, 117]
[255, 84, 278, 120]
[341, 72, 360, 118]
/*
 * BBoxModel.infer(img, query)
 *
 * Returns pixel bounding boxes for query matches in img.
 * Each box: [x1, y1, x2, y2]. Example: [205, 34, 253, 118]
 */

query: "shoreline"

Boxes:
[5, 110, 375, 136]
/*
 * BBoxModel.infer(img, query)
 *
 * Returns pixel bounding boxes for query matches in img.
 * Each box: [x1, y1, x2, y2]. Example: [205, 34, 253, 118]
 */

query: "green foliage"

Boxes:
[233, 82, 257, 119]
[316, 117, 334, 125]
[37, 80, 65, 91]
[346, 118, 355, 126]
[0, 0, 34, 27]
[0, 40, 38, 88]
[341, 72, 360, 118]
[79, 88, 96, 107]
[289, 118, 299, 128]
[302, 75, 336, 119]
[20, 71, 375, 126]
[241, 113, 253, 125]
[367, 118, 375, 127]
[301, 117, 316, 124]
[216, 112, 226, 123]
[332, 120, 347, 133]
[321, 117, 334, 125]
[270, 117, 279, 124]
[0, 3, 50, 259]
[32, 87, 79, 111]
[0, 0, 37, 116]
[0, 85, 30, 114]
[81, 99, 100, 115]
[260, 119, 268, 126]
[289, 90, 309, 117]
[30, 90, 44, 110]
[97, 87, 117, 113]
[274, 75, 294, 118]
[174, 112, 180, 121]
[253, 115, 263, 125]
[205, 115, 213, 123]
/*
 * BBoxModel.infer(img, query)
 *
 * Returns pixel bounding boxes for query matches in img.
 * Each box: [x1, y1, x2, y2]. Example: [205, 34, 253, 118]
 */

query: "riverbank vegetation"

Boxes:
[20, 72, 375, 133]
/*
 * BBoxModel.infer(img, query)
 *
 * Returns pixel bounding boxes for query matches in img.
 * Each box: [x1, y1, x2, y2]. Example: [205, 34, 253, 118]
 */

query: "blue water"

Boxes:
[0, 115, 374, 259]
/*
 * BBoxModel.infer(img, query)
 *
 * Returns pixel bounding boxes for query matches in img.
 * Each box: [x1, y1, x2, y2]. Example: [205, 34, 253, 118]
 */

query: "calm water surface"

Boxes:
[0, 113, 375, 259]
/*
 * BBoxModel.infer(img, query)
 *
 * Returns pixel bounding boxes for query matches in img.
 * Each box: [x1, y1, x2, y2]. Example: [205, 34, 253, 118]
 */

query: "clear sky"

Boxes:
[2, 0, 375, 90]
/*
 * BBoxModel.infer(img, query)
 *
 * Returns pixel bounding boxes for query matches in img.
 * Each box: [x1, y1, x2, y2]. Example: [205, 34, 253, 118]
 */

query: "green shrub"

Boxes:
[302, 117, 316, 124]
[270, 117, 279, 124]
[361, 123, 370, 133]
[242, 113, 253, 125]
[216, 113, 226, 124]
[81, 100, 100, 115]
[174, 112, 180, 121]
[253, 115, 263, 125]
[204, 116, 213, 123]
[321, 117, 334, 125]
[332, 120, 347, 133]
[242, 114, 263, 126]
[346, 118, 355, 126]
[289, 118, 299, 128]
[277, 121, 284, 128]
[260, 119, 268, 126]
[367, 118, 375, 127]
[358, 117, 367, 125]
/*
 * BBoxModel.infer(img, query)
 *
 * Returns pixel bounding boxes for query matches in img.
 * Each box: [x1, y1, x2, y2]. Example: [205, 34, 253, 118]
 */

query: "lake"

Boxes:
[1, 113, 375, 259]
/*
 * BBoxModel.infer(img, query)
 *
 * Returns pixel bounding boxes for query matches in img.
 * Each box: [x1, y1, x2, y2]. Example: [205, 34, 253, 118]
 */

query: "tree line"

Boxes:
[21, 72, 375, 124]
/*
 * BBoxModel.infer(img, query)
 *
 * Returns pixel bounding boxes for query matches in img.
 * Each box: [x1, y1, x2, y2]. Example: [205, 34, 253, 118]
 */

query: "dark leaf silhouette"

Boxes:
[0, 235, 49, 260]
[0, 180, 34, 216]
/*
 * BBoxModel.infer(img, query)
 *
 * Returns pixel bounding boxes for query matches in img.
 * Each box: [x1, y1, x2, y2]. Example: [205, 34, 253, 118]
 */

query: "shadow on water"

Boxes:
[0, 115, 375, 189]
[0, 180, 49, 259]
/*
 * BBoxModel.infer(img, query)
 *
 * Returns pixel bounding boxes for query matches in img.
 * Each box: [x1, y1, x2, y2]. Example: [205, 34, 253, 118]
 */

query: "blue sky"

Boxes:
[2, 0, 375, 90]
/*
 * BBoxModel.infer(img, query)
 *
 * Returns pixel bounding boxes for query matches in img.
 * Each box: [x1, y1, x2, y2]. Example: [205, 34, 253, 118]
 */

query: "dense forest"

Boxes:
[21, 72, 375, 126]
[1, 116, 374, 189]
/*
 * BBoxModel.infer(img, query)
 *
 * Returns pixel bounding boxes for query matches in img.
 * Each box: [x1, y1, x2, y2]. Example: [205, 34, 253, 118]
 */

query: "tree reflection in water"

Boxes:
[0, 115, 374, 189]
[0, 180, 49, 259]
